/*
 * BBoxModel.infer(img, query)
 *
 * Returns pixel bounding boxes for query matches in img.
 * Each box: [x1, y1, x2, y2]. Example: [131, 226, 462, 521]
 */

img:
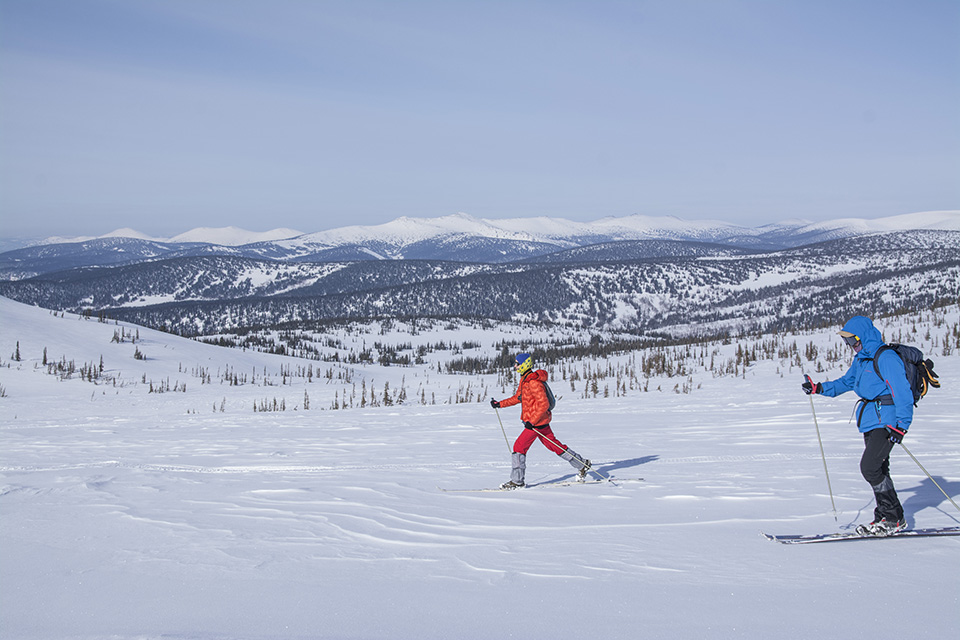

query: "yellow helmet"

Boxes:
[514, 353, 533, 375]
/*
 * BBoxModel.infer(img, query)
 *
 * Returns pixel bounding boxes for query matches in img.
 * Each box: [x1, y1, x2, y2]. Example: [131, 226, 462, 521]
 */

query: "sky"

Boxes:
[1, 0, 958, 240]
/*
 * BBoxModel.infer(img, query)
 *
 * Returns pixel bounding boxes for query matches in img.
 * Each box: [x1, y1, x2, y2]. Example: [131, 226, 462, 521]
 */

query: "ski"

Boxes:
[533, 476, 644, 488]
[762, 526, 960, 544]
[439, 477, 643, 493]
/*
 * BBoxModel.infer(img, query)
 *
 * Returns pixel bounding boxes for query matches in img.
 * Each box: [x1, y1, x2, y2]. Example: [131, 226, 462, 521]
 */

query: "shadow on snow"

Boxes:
[902, 476, 960, 528]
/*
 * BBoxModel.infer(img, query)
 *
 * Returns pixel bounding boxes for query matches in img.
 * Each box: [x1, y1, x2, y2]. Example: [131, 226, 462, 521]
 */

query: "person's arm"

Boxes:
[818, 363, 856, 397]
[498, 381, 522, 408]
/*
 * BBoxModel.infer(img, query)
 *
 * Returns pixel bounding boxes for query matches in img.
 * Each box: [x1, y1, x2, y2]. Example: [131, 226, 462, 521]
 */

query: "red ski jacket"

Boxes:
[499, 369, 552, 427]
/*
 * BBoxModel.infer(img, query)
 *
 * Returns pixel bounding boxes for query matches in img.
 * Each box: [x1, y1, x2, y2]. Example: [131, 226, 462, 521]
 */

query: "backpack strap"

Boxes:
[871, 344, 892, 380]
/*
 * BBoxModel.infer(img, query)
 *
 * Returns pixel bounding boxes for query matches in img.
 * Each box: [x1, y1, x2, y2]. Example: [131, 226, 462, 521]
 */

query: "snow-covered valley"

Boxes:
[1, 296, 958, 639]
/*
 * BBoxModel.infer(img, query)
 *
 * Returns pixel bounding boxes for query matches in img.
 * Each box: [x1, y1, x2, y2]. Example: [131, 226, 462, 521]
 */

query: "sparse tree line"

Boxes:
[9, 340, 116, 384]
[198, 321, 498, 367]
[2, 298, 956, 415]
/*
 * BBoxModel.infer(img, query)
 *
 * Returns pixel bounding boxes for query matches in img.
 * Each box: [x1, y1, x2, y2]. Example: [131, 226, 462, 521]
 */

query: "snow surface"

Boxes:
[1, 297, 959, 640]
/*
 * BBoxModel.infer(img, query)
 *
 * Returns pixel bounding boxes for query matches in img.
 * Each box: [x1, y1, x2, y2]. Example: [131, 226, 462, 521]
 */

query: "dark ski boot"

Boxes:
[856, 518, 906, 536]
[577, 459, 592, 482]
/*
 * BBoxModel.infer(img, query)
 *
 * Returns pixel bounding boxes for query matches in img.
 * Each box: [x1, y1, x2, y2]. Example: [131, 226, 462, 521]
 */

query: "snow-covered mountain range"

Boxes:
[33, 210, 960, 248]
[1, 210, 957, 341]
[6, 211, 958, 277]
[2, 230, 958, 341]
[37, 225, 306, 247]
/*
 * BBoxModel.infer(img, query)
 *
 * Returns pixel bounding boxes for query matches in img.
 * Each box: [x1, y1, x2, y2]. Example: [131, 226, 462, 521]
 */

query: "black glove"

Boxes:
[801, 375, 822, 395]
[490, 399, 500, 409]
[523, 421, 535, 430]
[887, 426, 906, 444]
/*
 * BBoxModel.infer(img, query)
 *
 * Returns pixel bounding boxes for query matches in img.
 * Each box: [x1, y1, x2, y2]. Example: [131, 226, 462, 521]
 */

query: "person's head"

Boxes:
[839, 316, 882, 355]
[838, 328, 862, 353]
[514, 352, 533, 376]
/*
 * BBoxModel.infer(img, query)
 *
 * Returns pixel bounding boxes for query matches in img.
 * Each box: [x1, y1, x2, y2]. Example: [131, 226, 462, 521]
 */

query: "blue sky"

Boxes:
[1, 0, 958, 238]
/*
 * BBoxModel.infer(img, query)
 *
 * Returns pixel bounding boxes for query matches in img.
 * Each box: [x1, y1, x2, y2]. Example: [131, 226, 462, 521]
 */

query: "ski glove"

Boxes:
[523, 421, 536, 430]
[801, 375, 822, 395]
[887, 426, 907, 444]
[490, 399, 501, 409]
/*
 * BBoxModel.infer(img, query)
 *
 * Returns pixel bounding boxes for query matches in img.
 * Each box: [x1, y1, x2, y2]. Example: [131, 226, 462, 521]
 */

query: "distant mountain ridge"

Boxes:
[2, 229, 959, 339]
[37, 226, 306, 247]
[31, 209, 960, 247]
[28, 213, 723, 247]
[3, 211, 958, 281]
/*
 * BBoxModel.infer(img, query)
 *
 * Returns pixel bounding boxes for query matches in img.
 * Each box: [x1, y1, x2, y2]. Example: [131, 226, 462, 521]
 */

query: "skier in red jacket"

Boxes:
[490, 353, 591, 489]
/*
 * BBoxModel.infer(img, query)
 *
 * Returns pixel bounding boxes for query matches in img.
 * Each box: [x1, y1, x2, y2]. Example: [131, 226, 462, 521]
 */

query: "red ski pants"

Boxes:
[513, 425, 567, 456]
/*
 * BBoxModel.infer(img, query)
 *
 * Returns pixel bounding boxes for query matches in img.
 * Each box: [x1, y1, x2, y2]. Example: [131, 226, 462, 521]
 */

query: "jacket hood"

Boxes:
[841, 315, 884, 357]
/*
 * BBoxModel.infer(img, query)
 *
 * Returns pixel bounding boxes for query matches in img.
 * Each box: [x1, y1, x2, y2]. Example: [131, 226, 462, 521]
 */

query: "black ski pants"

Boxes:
[861, 427, 904, 522]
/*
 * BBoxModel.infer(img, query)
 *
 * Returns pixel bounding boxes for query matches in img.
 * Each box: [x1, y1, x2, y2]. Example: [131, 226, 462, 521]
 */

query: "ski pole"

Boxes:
[808, 395, 838, 521]
[531, 426, 610, 482]
[494, 407, 512, 453]
[899, 442, 960, 514]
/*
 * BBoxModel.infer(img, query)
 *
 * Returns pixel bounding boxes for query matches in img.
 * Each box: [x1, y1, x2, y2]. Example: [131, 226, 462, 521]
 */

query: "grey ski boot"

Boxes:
[561, 448, 592, 482]
[500, 452, 526, 490]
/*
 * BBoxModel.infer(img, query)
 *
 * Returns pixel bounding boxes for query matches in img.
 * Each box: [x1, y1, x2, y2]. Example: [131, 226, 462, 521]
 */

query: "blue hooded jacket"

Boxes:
[819, 316, 913, 434]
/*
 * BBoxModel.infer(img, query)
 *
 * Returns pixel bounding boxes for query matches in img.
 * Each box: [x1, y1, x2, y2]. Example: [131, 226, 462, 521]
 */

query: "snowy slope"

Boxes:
[798, 210, 960, 234]
[169, 226, 304, 246]
[36, 226, 303, 247]
[1, 296, 959, 640]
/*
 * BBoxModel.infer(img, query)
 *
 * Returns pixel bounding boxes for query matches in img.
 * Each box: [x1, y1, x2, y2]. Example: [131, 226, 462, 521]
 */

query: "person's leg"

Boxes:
[532, 425, 566, 454]
[860, 428, 904, 523]
[535, 426, 590, 476]
[509, 452, 526, 484]
[560, 447, 590, 475]
[505, 429, 538, 486]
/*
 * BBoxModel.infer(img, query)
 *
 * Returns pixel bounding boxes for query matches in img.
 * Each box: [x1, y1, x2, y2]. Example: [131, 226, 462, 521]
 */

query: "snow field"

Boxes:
[1, 297, 959, 639]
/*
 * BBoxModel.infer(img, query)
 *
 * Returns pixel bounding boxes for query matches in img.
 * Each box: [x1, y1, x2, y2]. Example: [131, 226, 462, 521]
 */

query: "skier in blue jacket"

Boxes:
[802, 315, 912, 535]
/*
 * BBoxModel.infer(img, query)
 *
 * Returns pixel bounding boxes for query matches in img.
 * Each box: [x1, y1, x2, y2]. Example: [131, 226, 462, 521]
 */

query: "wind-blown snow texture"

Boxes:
[1, 296, 958, 640]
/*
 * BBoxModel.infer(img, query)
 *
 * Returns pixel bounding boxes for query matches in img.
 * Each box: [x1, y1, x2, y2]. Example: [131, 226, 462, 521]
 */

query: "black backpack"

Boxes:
[872, 344, 940, 406]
